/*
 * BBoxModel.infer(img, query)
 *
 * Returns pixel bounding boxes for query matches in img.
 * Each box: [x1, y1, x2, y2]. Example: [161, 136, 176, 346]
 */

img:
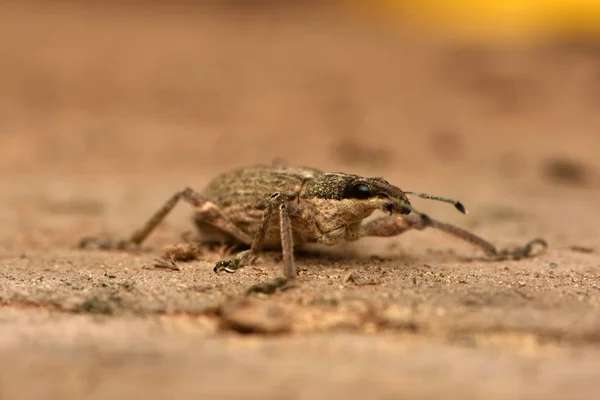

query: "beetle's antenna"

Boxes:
[404, 192, 467, 214]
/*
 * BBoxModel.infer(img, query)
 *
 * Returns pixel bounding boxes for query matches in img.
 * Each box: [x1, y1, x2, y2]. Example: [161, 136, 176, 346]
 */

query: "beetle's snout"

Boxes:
[396, 198, 412, 215]
[368, 179, 413, 215]
[383, 196, 412, 215]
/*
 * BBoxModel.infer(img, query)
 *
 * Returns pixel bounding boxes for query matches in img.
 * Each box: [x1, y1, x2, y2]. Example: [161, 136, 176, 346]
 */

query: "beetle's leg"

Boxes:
[214, 193, 298, 279]
[360, 214, 547, 260]
[244, 202, 299, 296]
[79, 187, 252, 250]
[213, 193, 279, 274]
[278, 203, 296, 279]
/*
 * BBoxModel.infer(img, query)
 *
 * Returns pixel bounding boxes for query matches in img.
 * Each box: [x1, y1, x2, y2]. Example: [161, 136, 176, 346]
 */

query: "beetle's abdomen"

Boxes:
[194, 164, 322, 247]
[201, 164, 322, 208]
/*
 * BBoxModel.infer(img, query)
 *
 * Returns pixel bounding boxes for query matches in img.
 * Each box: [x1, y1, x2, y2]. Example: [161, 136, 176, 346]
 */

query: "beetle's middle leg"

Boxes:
[359, 214, 547, 260]
[214, 193, 298, 279]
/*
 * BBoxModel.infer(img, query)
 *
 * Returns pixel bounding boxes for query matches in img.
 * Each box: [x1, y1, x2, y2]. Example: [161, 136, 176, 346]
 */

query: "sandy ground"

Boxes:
[1, 2, 600, 399]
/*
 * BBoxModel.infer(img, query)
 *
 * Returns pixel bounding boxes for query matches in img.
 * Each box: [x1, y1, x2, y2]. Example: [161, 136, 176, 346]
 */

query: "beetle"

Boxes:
[79, 164, 547, 280]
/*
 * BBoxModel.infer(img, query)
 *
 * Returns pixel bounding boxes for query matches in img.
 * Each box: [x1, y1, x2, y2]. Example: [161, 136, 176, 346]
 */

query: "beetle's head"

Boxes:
[302, 173, 466, 220]
[302, 173, 412, 217]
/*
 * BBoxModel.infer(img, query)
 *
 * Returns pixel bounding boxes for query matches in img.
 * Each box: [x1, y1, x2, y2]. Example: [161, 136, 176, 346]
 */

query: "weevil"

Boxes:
[79, 164, 547, 280]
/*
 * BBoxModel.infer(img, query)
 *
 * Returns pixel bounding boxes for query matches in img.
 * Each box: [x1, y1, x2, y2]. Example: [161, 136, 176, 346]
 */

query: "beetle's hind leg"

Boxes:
[360, 214, 547, 260]
[78, 187, 252, 250]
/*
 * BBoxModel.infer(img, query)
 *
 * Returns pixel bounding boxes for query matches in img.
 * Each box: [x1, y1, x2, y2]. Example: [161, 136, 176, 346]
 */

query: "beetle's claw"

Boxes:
[213, 250, 252, 273]
[214, 259, 241, 273]
[490, 238, 548, 261]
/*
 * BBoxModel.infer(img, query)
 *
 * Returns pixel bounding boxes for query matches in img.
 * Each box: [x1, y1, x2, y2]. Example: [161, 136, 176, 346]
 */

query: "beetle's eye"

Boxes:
[348, 183, 372, 199]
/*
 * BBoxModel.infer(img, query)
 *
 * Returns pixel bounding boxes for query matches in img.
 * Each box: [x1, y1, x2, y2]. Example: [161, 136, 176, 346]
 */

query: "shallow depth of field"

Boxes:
[1, 1, 599, 399]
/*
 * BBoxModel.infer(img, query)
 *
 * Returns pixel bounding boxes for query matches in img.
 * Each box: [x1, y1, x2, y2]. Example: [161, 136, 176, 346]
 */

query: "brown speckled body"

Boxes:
[196, 164, 410, 248]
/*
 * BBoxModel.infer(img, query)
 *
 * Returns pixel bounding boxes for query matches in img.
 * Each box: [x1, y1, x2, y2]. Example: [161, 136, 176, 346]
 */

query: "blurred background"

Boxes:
[1, 0, 599, 173]
[1, 0, 599, 247]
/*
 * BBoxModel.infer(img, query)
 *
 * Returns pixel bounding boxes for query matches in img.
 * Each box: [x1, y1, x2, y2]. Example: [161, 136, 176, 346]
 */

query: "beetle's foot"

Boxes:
[489, 238, 548, 261]
[78, 236, 136, 251]
[213, 259, 242, 273]
[213, 250, 251, 273]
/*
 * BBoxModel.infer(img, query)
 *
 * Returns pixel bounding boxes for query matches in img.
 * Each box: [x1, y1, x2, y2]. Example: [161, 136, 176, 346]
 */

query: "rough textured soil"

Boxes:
[1, 2, 600, 399]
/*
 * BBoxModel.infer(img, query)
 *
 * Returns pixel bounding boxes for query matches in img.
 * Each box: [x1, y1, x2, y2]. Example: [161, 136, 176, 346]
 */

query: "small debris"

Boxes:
[190, 284, 221, 293]
[339, 270, 381, 287]
[162, 243, 202, 262]
[377, 305, 419, 332]
[245, 277, 290, 296]
[219, 299, 291, 334]
[569, 245, 595, 254]
[353, 278, 382, 287]
[75, 295, 122, 315]
[152, 259, 181, 271]
[513, 289, 534, 300]
[369, 255, 386, 262]
[341, 271, 354, 285]
[543, 157, 591, 186]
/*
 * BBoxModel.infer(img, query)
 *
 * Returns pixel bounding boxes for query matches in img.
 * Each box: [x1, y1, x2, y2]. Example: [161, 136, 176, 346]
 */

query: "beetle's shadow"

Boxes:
[182, 237, 483, 269]
[261, 243, 431, 269]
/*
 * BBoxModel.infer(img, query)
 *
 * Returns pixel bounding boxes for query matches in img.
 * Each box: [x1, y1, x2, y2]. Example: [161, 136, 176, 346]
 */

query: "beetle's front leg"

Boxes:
[214, 193, 299, 279]
[360, 214, 547, 260]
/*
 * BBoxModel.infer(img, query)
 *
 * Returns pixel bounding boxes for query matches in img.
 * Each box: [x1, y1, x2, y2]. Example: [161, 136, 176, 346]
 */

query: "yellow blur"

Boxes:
[365, 0, 600, 41]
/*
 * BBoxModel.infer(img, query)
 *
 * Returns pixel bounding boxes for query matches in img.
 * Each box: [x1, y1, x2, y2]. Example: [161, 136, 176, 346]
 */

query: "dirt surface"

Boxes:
[1, 2, 600, 399]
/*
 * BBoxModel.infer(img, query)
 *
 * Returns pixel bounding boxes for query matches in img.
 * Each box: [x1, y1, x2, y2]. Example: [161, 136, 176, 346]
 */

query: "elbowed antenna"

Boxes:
[403, 191, 467, 214]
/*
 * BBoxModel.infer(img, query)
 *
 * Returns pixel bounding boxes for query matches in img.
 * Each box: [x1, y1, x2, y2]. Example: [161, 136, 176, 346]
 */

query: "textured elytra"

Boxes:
[202, 164, 322, 208]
